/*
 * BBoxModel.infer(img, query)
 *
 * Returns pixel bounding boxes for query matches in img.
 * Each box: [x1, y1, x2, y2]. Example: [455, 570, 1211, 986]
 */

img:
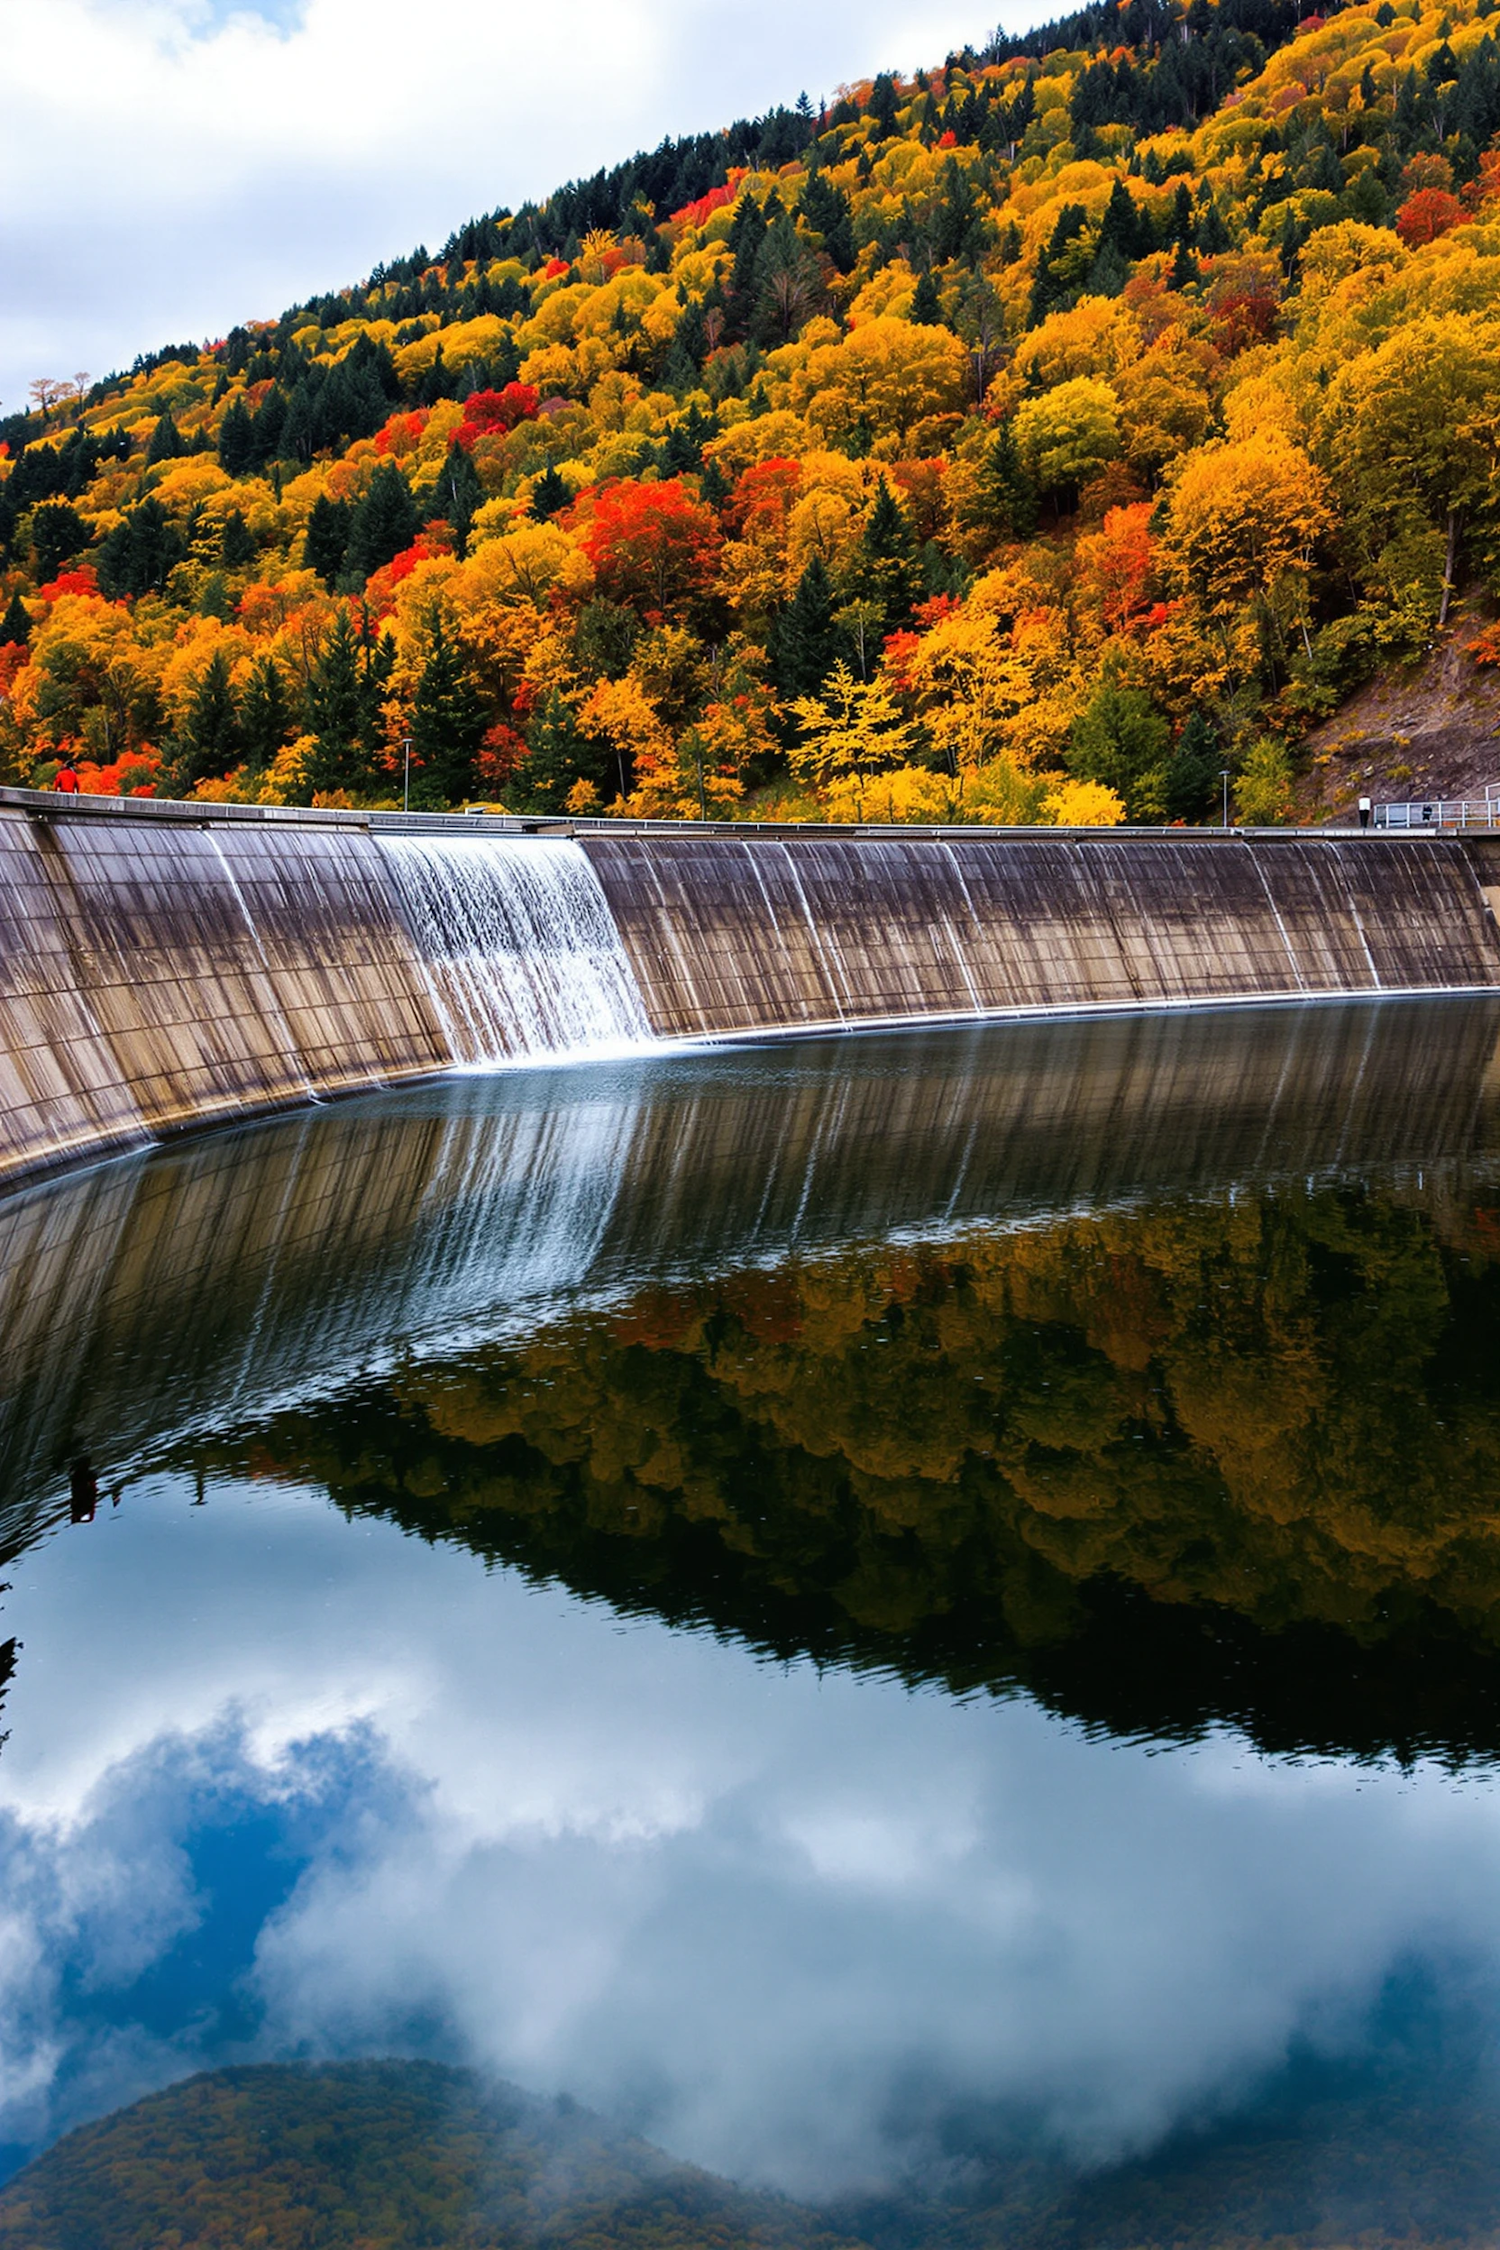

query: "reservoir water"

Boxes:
[4, 997, 1500, 2241]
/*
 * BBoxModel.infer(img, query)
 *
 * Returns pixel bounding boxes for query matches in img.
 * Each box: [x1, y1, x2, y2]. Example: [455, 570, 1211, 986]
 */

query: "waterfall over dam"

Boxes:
[2, 788, 1500, 1190]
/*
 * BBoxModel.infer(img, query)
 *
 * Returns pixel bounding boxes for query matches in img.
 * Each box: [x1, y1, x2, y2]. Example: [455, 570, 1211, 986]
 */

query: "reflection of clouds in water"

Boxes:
[3, 1479, 1500, 2195]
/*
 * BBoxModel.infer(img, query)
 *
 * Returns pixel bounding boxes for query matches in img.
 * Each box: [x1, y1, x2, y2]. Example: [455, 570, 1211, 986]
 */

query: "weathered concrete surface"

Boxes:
[582, 831, 1500, 1038]
[0, 806, 446, 1187]
[1, 791, 1499, 1192]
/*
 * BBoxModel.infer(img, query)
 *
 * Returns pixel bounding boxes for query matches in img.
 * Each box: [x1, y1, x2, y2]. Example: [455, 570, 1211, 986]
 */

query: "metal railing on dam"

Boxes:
[2, 783, 1500, 1191]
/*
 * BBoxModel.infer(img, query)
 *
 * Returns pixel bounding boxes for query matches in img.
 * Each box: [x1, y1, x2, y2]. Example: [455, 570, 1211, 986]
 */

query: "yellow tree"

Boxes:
[790, 317, 968, 449]
[789, 660, 914, 815]
[1321, 313, 1500, 627]
[1160, 431, 1332, 659]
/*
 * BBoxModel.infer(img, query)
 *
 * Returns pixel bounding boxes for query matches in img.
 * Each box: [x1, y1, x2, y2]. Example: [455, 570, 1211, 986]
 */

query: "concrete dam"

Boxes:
[3, 786, 1500, 1190]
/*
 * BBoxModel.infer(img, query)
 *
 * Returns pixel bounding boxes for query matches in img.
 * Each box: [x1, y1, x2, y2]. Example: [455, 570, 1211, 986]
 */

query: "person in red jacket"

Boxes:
[54, 755, 80, 795]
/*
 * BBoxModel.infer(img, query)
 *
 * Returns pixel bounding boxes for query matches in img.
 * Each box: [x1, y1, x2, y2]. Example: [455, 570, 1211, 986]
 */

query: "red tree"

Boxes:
[455, 384, 541, 449]
[1396, 188, 1468, 246]
[576, 478, 722, 621]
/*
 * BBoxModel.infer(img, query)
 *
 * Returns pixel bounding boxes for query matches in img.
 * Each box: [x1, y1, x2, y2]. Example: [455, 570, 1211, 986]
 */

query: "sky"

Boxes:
[3, 1471, 1499, 2202]
[0, 0, 1040, 423]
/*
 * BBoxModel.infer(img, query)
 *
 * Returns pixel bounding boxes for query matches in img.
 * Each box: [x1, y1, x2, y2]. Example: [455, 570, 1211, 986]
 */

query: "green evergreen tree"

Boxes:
[219, 508, 257, 568]
[851, 476, 920, 630]
[1028, 203, 1088, 323]
[342, 463, 419, 585]
[30, 502, 91, 582]
[302, 611, 366, 794]
[799, 170, 856, 271]
[0, 592, 31, 646]
[933, 157, 985, 262]
[910, 268, 945, 324]
[239, 655, 294, 773]
[1162, 710, 1221, 822]
[216, 398, 256, 478]
[304, 495, 351, 587]
[407, 608, 486, 807]
[437, 441, 484, 556]
[1169, 236, 1199, 291]
[697, 455, 730, 511]
[96, 499, 186, 598]
[529, 465, 570, 520]
[517, 688, 603, 812]
[145, 410, 186, 465]
[165, 649, 239, 795]
[868, 71, 900, 138]
[1067, 677, 1171, 820]
[771, 554, 844, 697]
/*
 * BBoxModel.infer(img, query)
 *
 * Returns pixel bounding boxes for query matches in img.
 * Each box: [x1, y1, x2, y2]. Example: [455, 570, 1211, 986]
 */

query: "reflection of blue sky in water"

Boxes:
[3, 1470, 1500, 2199]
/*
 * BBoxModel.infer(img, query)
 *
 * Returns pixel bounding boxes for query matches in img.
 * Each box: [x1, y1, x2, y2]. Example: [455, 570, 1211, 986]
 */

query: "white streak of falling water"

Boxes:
[378, 837, 655, 1066]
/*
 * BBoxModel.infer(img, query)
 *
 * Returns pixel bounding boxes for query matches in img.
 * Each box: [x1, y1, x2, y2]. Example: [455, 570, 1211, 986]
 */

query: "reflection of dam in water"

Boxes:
[5, 790, 1500, 1187]
[4, 996, 1500, 1556]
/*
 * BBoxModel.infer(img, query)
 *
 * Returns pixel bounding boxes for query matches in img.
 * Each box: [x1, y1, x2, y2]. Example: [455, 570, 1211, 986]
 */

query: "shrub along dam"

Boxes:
[3, 783, 1500, 1191]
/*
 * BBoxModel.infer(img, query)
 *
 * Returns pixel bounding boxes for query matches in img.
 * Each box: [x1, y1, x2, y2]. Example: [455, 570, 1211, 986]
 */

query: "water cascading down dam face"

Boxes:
[376, 836, 655, 1066]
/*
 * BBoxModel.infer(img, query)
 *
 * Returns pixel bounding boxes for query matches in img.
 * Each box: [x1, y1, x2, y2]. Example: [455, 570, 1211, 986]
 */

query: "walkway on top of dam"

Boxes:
[0, 782, 1424, 843]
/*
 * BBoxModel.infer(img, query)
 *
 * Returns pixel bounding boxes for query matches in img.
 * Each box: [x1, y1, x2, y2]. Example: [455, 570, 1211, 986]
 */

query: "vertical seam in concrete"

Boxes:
[1320, 835, 1381, 990]
[1453, 837, 1500, 976]
[24, 816, 157, 1158]
[1239, 836, 1308, 993]
[1068, 838, 1146, 1003]
[774, 842, 853, 1021]
[204, 834, 323, 1103]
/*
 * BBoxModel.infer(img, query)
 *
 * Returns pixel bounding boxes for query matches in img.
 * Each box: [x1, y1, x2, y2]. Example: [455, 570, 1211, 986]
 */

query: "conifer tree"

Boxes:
[437, 441, 485, 556]
[216, 398, 256, 477]
[302, 611, 366, 794]
[165, 650, 239, 794]
[529, 465, 570, 520]
[771, 553, 844, 697]
[910, 269, 945, 325]
[697, 456, 729, 511]
[0, 592, 31, 647]
[851, 476, 920, 629]
[219, 509, 256, 568]
[977, 422, 1038, 541]
[30, 502, 91, 583]
[146, 410, 185, 465]
[518, 688, 602, 812]
[342, 463, 419, 585]
[868, 72, 900, 138]
[1163, 709, 1221, 823]
[239, 654, 294, 773]
[407, 608, 485, 807]
[304, 495, 351, 587]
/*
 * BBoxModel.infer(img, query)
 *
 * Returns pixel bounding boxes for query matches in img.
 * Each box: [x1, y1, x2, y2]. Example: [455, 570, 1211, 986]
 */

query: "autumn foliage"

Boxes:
[6, 0, 1500, 822]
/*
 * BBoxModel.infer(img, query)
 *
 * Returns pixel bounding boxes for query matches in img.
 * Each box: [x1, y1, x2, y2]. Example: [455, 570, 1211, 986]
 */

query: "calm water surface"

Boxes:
[4, 999, 1500, 2231]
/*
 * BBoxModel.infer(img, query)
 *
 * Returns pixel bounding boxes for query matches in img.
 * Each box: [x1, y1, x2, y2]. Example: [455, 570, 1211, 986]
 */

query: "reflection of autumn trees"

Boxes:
[224, 1179, 1500, 1756]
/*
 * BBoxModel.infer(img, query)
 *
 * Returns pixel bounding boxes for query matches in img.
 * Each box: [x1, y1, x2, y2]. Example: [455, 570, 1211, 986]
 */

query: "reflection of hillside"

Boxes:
[215, 1171, 1500, 1764]
[192, 1173, 1500, 1756]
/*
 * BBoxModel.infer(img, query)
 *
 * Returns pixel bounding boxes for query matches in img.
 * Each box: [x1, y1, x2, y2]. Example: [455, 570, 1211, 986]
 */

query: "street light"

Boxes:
[1221, 769, 1231, 829]
[402, 736, 412, 813]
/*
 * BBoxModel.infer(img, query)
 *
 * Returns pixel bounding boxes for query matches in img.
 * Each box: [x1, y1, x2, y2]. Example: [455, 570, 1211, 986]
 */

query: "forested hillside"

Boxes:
[0, 2062, 859, 2250]
[5, 2054, 1499, 2249]
[6, 0, 1500, 823]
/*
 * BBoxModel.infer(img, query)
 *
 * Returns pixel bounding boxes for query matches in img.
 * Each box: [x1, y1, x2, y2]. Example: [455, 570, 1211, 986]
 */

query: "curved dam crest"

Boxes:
[2, 790, 1500, 1189]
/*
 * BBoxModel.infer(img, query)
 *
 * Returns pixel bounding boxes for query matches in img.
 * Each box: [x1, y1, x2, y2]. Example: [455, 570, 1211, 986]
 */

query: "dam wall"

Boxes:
[1, 787, 1499, 1190]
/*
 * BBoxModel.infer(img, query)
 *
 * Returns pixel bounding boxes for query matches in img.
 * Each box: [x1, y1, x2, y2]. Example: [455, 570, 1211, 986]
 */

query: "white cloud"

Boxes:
[0, 0, 1031, 414]
[3, 1479, 1500, 2200]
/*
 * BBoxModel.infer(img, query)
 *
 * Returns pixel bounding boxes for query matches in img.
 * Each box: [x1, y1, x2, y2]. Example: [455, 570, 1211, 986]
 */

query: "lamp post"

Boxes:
[402, 736, 412, 813]
[1221, 769, 1231, 829]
